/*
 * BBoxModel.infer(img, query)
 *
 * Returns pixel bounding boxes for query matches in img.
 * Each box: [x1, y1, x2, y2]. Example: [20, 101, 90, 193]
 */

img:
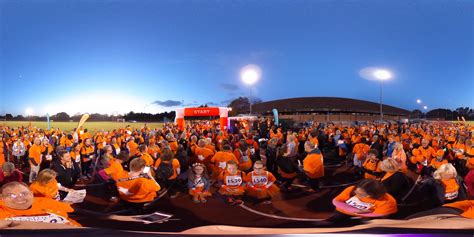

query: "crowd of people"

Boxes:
[0, 118, 473, 228]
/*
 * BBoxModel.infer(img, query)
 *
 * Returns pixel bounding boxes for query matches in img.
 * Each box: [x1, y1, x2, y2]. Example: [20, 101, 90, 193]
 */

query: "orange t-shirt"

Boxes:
[0, 197, 80, 226]
[103, 160, 124, 180]
[28, 144, 42, 166]
[194, 147, 215, 164]
[153, 159, 180, 180]
[444, 200, 474, 219]
[303, 151, 324, 179]
[334, 185, 397, 216]
[363, 158, 383, 180]
[30, 180, 59, 199]
[441, 178, 460, 200]
[140, 153, 154, 167]
[245, 171, 276, 188]
[80, 145, 95, 162]
[211, 151, 239, 173]
[127, 141, 139, 157]
[114, 171, 161, 203]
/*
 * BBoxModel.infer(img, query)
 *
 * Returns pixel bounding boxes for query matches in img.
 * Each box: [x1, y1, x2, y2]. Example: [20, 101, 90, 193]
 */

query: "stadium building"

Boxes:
[252, 97, 410, 122]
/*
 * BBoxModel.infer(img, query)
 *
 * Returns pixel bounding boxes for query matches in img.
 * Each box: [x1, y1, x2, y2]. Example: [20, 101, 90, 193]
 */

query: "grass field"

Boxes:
[0, 121, 164, 132]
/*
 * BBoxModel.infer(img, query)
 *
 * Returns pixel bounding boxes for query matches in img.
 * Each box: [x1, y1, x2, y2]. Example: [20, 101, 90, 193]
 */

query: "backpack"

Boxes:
[155, 160, 174, 180]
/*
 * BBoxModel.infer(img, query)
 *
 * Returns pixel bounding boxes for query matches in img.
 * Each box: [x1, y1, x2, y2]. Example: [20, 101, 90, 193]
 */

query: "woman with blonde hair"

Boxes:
[433, 163, 466, 202]
[391, 142, 407, 173]
[30, 168, 73, 200]
[380, 158, 411, 203]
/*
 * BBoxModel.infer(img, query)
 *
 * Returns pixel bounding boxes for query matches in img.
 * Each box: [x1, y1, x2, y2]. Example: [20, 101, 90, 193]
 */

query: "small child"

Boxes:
[30, 169, 73, 200]
[245, 161, 279, 204]
[187, 163, 212, 203]
[218, 160, 245, 205]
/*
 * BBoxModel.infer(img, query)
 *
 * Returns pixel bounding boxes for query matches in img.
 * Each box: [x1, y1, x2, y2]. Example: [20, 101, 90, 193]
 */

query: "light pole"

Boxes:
[373, 69, 392, 121]
[240, 65, 261, 115]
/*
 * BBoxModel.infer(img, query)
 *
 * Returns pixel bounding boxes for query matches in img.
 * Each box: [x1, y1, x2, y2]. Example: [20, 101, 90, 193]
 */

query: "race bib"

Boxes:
[250, 148, 255, 155]
[218, 161, 227, 169]
[75, 155, 81, 163]
[102, 142, 107, 147]
[118, 186, 133, 196]
[445, 191, 459, 200]
[89, 155, 94, 159]
[241, 155, 249, 162]
[6, 213, 69, 224]
[225, 175, 242, 186]
[252, 175, 268, 185]
[46, 155, 52, 161]
[116, 148, 121, 154]
[198, 155, 205, 161]
[345, 196, 374, 210]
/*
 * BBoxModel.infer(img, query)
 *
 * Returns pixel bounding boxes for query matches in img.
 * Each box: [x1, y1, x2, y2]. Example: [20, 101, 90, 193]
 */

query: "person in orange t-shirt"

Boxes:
[210, 144, 239, 178]
[153, 148, 180, 198]
[28, 137, 42, 183]
[0, 182, 80, 226]
[444, 200, 474, 219]
[114, 158, 161, 209]
[80, 138, 95, 178]
[303, 141, 324, 192]
[352, 138, 370, 167]
[244, 161, 279, 203]
[218, 160, 245, 205]
[126, 137, 140, 159]
[30, 169, 73, 200]
[193, 139, 215, 168]
[362, 149, 383, 180]
[328, 179, 397, 223]
[138, 144, 154, 167]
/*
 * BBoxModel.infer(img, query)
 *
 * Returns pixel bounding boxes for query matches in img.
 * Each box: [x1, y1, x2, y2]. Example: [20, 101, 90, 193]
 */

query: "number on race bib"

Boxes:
[345, 196, 374, 210]
[252, 175, 268, 185]
[226, 175, 242, 186]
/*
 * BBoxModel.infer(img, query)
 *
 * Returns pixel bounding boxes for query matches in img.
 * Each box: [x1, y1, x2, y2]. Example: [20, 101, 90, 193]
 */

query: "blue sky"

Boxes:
[1, 0, 473, 116]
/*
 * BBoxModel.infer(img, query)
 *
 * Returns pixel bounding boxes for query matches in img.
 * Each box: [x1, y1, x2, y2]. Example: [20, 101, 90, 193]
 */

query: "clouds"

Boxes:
[152, 100, 182, 107]
[219, 83, 240, 91]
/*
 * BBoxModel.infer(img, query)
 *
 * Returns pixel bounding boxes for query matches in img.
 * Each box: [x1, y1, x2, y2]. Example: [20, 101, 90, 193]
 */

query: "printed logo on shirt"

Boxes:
[225, 175, 242, 186]
[218, 161, 227, 169]
[198, 155, 205, 161]
[6, 213, 69, 224]
[193, 178, 205, 187]
[445, 191, 459, 200]
[345, 196, 374, 210]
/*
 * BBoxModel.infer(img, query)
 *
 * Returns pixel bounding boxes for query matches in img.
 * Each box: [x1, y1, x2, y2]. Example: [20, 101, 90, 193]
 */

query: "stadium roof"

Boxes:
[252, 97, 410, 115]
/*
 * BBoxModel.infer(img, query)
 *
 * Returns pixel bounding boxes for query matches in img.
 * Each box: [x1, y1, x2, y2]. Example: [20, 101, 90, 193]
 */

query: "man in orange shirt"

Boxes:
[210, 144, 238, 178]
[193, 139, 215, 168]
[28, 137, 42, 183]
[302, 141, 324, 192]
[114, 158, 161, 210]
[0, 182, 80, 226]
[352, 138, 370, 168]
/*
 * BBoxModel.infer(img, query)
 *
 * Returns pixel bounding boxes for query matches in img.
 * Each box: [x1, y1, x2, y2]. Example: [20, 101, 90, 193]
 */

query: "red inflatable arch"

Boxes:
[175, 107, 229, 131]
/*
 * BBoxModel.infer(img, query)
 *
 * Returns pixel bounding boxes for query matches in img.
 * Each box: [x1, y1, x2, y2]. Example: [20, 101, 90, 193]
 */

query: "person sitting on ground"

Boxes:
[328, 179, 397, 222]
[379, 158, 412, 203]
[114, 157, 161, 208]
[362, 149, 383, 180]
[443, 200, 474, 219]
[51, 151, 80, 194]
[433, 163, 466, 203]
[0, 182, 80, 226]
[276, 144, 298, 192]
[0, 162, 23, 186]
[302, 140, 324, 193]
[29, 169, 73, 200]
[244, 160, 279, 204]
[187, 163, 212, 203]
[218, 160, 245, 205]
[210, 144, 238, 179]
[153, 148, 180, 198]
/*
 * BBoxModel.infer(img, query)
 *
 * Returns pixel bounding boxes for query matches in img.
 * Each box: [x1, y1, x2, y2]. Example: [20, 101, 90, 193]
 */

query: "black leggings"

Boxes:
[82, 160, 92, 175]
